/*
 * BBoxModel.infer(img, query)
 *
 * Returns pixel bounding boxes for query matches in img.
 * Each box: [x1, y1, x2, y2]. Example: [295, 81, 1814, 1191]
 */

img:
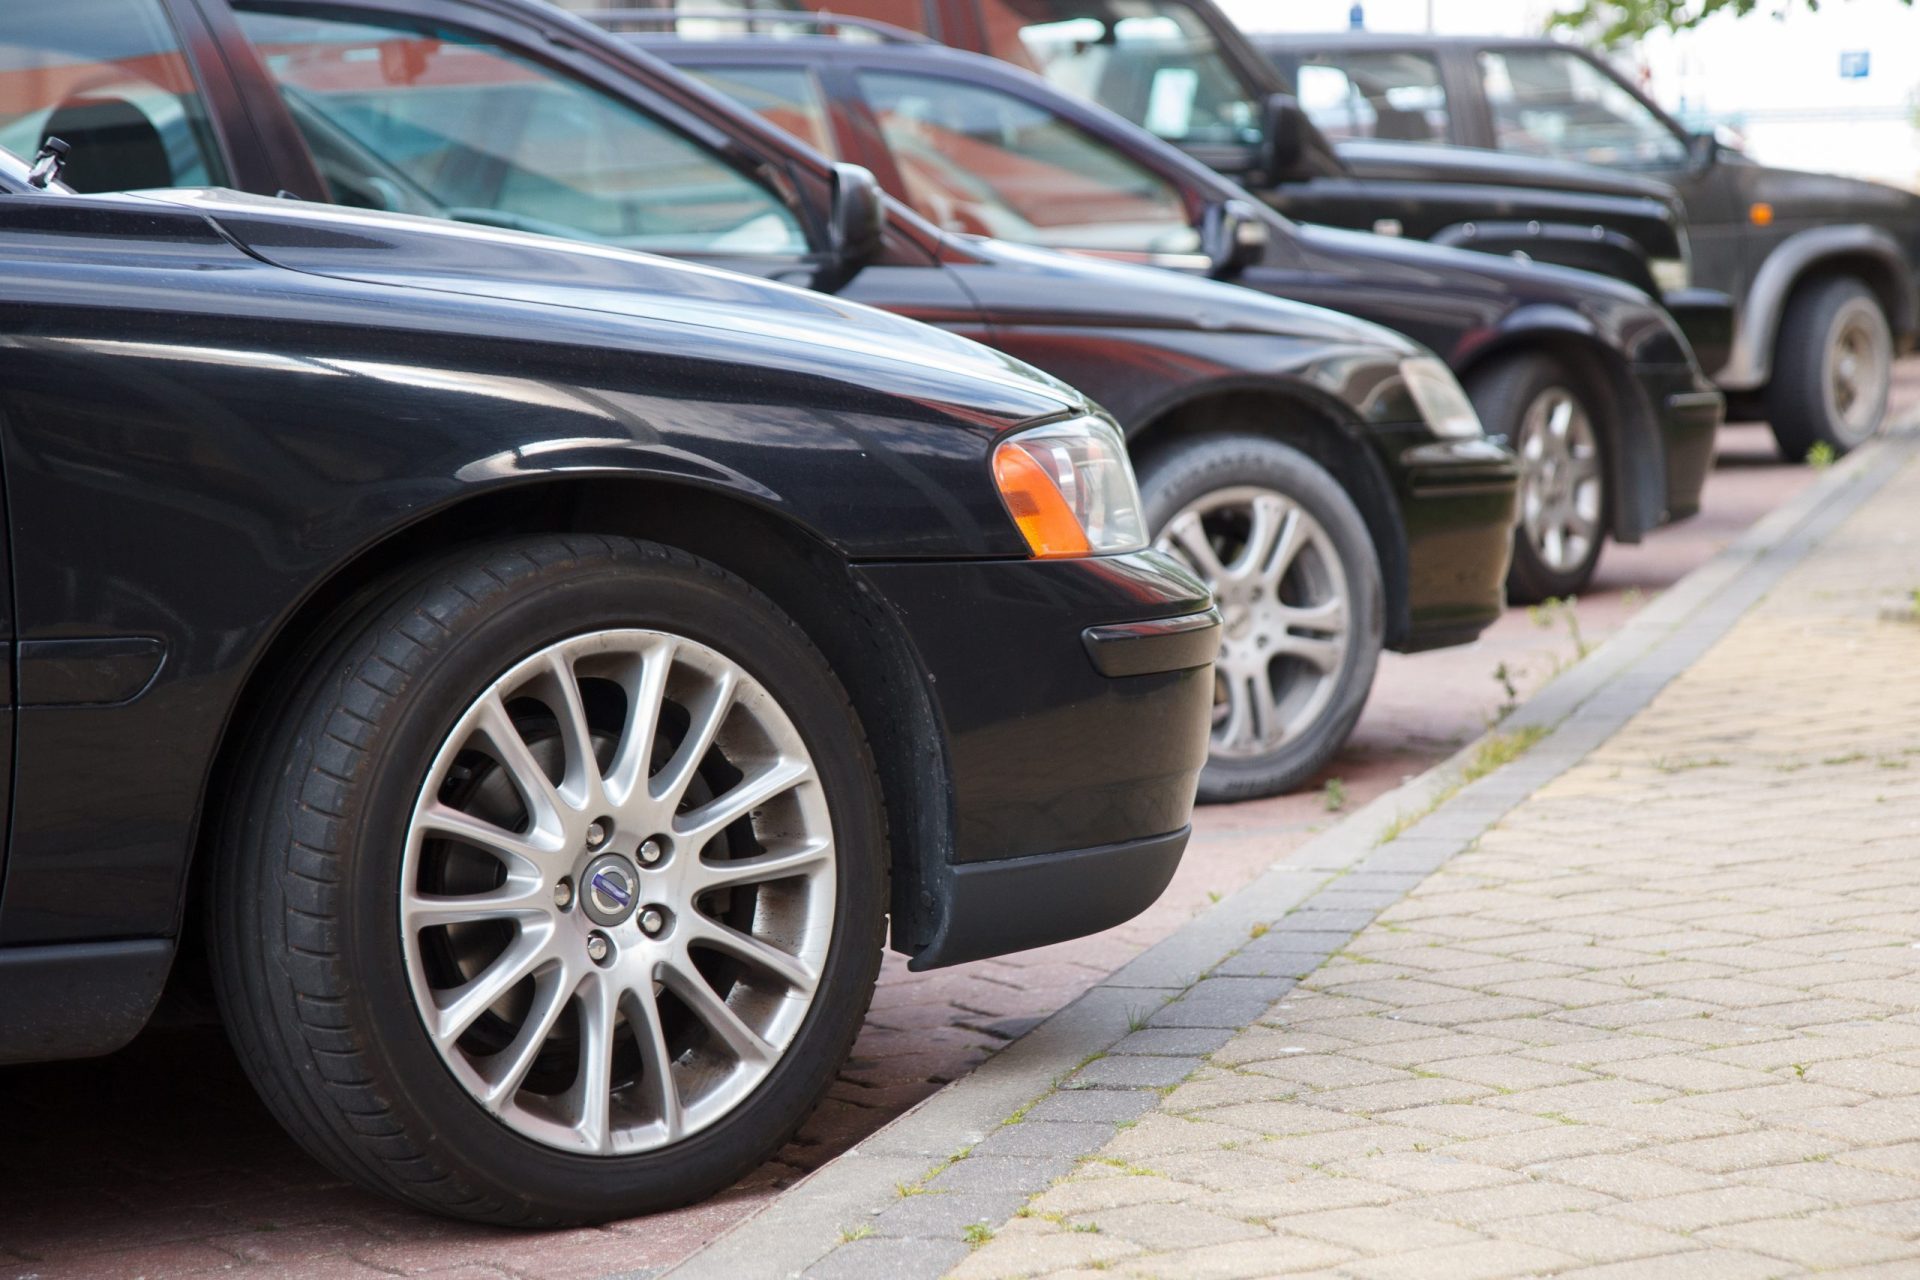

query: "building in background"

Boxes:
[1225, 0, 1920, 190]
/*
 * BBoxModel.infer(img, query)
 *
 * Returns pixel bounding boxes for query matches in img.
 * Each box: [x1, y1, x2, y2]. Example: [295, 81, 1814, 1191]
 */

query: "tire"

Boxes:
[1468, 354, 1608, 603]
[1766, 276, 1891, 461]
[1139, 435, 1383, 804]
[208, 535, 886, 1226]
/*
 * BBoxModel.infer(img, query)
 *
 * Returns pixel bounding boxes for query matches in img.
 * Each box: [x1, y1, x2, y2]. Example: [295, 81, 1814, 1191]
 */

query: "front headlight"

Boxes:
[992, 414, 1147, 557]
[1400, 356, 1484, 439]
[1651, 256, 1691, 292]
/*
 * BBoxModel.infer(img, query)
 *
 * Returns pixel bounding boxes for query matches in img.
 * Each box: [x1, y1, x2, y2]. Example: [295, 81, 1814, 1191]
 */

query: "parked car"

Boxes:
[625, 18, 1722, 602]
[1260, 33, 1920, 460]
[0, 138, 1220, 1219]
[23, 0, 1520, 801]
[573, 0, 1735, 375]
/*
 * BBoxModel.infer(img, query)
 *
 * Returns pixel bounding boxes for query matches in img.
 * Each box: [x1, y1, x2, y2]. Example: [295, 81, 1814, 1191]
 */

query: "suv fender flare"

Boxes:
[1720, 224, 1917, 390]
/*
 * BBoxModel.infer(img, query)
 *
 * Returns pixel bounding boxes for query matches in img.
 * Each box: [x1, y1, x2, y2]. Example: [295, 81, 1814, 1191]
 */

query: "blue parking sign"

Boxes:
[1840, 51, 1870, 79]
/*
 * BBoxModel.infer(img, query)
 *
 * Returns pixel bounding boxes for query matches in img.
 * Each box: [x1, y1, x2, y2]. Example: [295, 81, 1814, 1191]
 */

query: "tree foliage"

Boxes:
[1550, 0, 1911, 44]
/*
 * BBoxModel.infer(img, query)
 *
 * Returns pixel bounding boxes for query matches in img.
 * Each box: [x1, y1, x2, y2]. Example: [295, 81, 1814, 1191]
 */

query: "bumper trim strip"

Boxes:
[1081, 607, 1222, 678]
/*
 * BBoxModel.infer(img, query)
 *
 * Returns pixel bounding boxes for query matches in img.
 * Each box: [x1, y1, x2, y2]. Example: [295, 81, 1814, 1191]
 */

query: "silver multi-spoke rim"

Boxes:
[1517, 387, 1603, 575]
[400, 630, 834, 1156]
[1155, 486, 1350, 759]
[1825, 298, 1891, 446]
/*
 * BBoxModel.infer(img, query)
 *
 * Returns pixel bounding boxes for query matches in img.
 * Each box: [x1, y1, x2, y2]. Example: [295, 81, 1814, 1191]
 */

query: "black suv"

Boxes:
[1262, 33, 1920, 460]
[624, 19, 1722, 604]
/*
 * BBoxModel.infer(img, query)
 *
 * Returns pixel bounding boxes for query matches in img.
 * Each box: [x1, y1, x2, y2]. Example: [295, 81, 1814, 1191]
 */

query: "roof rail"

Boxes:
[579, 8, 933, 44]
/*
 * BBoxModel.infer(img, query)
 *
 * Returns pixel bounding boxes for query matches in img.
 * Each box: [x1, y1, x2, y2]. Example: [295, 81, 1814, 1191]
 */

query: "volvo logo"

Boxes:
[581, 854, 640, 927]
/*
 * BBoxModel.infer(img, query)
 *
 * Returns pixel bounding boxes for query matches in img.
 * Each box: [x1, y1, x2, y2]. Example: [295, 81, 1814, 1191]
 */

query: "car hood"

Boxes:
[952, 232, 1423, 356]
[1336, 139, 1681, 205]
[1295, 219, 1655, 309]
[134, 189, 1085, 424]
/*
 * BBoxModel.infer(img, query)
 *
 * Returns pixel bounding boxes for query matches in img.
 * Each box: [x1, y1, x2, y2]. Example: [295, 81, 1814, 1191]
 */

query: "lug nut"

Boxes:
[585, 820, 609, 849]
[586, 932, 611, 964]
[639, 908, 666, 937]
[554, 878, 574, 910]
[637, 838, 664, 866]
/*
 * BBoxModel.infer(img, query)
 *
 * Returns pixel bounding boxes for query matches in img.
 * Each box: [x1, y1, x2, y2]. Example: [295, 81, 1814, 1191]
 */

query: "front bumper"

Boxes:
[854, 550, 1217, 969]
[1383, 433, 1521, 653]
[1641, 366, 1725, 526]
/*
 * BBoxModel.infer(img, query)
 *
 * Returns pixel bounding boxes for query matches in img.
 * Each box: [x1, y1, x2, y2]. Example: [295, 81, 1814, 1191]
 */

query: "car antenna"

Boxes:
[27, 136, 70, 190]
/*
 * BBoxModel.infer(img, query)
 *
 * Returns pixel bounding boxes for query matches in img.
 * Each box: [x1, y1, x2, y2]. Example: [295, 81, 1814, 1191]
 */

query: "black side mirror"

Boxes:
[1688, 130, 1719, 170]
[1201, 199, 1270, 279]
[1261, 93, 1306, 175]
[819, 162, 887, 291]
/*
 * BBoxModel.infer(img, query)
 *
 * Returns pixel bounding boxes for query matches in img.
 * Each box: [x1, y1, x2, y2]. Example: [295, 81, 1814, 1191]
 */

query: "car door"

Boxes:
[196, 0, 992, 339]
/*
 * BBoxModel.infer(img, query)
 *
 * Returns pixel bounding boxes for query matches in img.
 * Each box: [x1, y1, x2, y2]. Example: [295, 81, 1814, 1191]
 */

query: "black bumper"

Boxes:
[1663, 287, 1736, 379]
[854, 550, 1217, 970]
[1650, 375, 1725, 525]
[1391, 435, 1520, 653]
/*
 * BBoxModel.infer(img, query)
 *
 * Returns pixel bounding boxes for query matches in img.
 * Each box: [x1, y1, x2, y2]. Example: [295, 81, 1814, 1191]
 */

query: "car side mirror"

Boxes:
[1261, 93, 1306, 175]
[1201, 199, 1270, 279]
[819, 163, 887, 291]
[1688, 130, 1719, 170]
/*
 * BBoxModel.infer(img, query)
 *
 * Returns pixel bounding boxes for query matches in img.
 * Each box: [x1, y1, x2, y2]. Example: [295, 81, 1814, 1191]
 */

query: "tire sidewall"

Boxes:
[287, 544, 883, 1220]
[1139, 435, 1384, 802]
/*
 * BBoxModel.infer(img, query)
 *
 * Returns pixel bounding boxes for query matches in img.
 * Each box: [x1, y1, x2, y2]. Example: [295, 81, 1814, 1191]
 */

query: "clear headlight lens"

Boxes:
[992, 414, 1148, 557]
[1400, 356, 1485, 439]
[1651, 256, 1691, 292]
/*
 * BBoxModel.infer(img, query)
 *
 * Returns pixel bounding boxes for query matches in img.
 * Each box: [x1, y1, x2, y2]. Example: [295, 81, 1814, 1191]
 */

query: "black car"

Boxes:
[626, 21, 1722, 603]
[1262, 33, 1920, 460]
[0, 142, 1219, 1221]
[582, 0, 1735, 368]
[18, 0, 1520, 802]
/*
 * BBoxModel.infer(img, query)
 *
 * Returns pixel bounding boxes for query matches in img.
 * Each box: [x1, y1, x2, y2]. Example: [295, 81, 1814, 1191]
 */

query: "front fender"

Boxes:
[1721, 224, 1918, 389]
[1433, 221, 1658, 296]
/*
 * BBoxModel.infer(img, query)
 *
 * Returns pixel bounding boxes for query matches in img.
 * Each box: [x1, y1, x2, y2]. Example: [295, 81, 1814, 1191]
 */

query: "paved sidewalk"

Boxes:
[928, 446, 1920, 1277]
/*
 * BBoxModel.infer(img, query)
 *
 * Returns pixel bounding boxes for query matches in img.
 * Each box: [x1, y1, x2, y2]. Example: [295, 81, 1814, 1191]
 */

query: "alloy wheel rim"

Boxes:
[1517, 387, 1603, 575]
[1155, 486, 1350, 759]
[400, 629, 834, 1156]
[1825, 300, 1891, 445]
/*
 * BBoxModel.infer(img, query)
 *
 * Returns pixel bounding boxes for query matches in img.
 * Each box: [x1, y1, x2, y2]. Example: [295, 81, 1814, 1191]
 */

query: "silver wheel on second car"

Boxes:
[1156, 485, 1351, 759]
[1516, 386, 1603, 577]
[400, 629, 834, 1157]
[1824, 293, 1892, 449]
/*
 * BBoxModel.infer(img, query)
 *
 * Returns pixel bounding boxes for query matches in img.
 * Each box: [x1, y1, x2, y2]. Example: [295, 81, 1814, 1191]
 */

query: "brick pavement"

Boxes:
[932, 442, 1920, 1277]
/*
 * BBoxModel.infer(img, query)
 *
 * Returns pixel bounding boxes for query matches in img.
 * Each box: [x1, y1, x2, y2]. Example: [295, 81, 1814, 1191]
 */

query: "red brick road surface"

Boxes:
[4, 372, 1913, 1279]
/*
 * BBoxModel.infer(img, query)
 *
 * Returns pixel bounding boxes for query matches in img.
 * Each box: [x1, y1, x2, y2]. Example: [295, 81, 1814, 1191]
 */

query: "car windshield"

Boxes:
[976, 0, 1261, 148]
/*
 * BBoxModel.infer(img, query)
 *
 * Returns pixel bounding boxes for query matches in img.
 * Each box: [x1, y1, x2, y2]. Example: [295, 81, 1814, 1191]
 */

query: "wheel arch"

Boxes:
[1123, 382, 1411, 648]
[1457, 328, 1666, 544]
[1722, 226, 1917, 391]
[175, 475, 953, 988]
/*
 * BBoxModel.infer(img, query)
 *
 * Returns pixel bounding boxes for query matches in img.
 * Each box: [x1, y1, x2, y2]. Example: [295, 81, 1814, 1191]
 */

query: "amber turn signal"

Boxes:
[993, 443, 1092, 558]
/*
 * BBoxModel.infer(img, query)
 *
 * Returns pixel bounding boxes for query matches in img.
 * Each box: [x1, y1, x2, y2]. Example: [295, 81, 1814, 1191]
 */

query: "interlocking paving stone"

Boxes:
[928, 446, 1920, 1279]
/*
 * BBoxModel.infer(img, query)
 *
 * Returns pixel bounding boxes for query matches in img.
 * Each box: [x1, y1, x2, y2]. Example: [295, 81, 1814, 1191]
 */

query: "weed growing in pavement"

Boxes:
[1808, 441, 1836, 469]
[1375, 725, 1548, 845]
[1323, 776, 1348, 812]
[1207, 890, 1222, 904]
[896, 1182, 928, 1197]
[1073, 1222, 1102, 1234]
[1491, 661, 1520, 720]
[1250, 921, 1270, 940]
[1652, 755, 1731, 773]
[1528, 596, 1591, 662]
[838, 1225, 874, 1244]
[1125, 1006, 1152, 1033]
[962, 1223, 994, 1246]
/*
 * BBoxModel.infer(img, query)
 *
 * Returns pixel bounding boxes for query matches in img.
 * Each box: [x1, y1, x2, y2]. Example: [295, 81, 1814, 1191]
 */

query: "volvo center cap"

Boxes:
[581, 854, 640, 927]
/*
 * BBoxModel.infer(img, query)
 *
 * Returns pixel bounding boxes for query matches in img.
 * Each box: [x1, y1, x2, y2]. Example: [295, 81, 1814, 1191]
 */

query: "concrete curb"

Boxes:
[658, 426, 1920, 1280]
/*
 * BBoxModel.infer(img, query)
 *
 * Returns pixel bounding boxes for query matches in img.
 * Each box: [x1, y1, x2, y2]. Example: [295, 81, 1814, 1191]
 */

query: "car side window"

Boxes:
[1295, 51, 1450, 144]
[229, 5, 809, 254]
[681, 65, 837, 158]
[1479, 48, 1687, 169]
[0, 0, 228, 192]
[856, 69, 1199, 254]
[976, 0, 1260, 149]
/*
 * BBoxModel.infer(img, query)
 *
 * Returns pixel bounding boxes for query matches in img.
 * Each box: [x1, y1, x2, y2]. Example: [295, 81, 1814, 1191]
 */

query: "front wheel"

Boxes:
[209, 536, 885, 1225]
[1469, 354, 1608, 603]
[1766, 276, 1891, 460]
[1139, 435, 1383, 804]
